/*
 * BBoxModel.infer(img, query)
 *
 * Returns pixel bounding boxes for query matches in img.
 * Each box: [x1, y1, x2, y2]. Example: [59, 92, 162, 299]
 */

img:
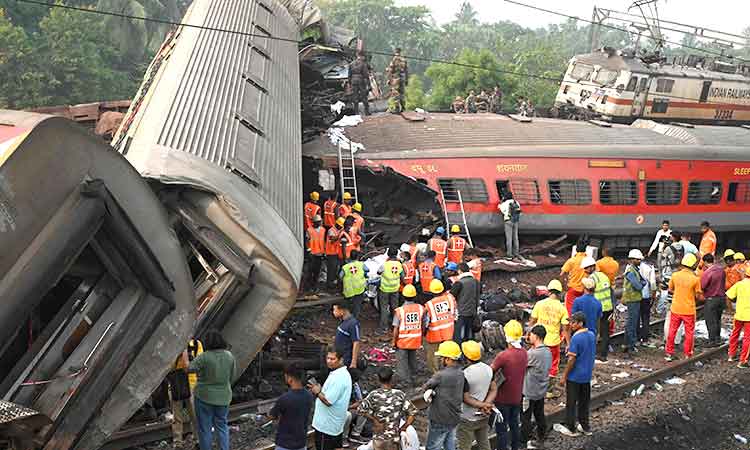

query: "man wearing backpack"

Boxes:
[499, 192, 521, 259]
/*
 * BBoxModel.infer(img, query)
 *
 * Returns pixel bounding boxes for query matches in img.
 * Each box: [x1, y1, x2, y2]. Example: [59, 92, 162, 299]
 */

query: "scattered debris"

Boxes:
[735, 434, 748, 444]
[665, 377, 686, 385]
[654, 383, 663, 392]
[612, 372, 631, 379]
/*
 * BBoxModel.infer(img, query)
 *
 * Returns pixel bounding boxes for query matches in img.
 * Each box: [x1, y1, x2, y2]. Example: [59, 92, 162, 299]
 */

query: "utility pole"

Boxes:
[589, 7, 611, 52]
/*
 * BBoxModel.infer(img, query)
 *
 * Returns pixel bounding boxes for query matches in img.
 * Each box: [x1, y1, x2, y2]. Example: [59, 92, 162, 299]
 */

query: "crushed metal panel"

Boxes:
[0, 400, 40, 424]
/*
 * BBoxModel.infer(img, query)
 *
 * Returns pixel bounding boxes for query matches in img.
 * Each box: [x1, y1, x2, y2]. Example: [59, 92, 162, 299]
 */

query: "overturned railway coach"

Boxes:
[304, 113, 750, 248]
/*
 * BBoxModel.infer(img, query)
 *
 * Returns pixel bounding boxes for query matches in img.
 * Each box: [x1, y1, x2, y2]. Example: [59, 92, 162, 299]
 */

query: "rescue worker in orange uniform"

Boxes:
[325, 217, 344, 289]
[447, 224, 468, 264]
[699, 221, 717, 257]
[339, 217, 362, 261]
[465, 248, 483, 282]
[399, 245, 417, 292]
[338, 192, 354, 219]
[560, 237, 589, 315]
[323, 193, 338, 229]
[418, 251, 442, 300]
[349, 202, 365, 252]
[725, 249, 742, 290]
[305, 215, 326, 292]
[304, 191, 321, 230]
[423, 279, 457, 373]
[392, 284, 425, 384]
[428, 227, 448, 269]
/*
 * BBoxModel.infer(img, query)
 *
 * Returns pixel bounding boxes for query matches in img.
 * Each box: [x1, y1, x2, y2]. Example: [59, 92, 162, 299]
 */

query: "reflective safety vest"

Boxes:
[447, 236, 467, 264]
[339, 230, 360, 260]
[339, 203, 352, 219]
[352, 212, 365, 233]
[425, 293, 457, 343]
[380, 260, 403, 293]
[342, 261, 366, 298]
[621, 265, 643, 304]
[401, 261, 416, 290]
[325, 227, 341, 256]
[429, 238, 448, 268]
[419, 261, 436, 292]
[396, 302, 425, 350]
[469, 258, 482, 281]
[591, 271, 613, 312]
[304, 202, 320, 230]
[409, 243, 418, 264]
[323, 199, 338, 228]
[350, 219, 363, 252]
[307, 226, 326, 256]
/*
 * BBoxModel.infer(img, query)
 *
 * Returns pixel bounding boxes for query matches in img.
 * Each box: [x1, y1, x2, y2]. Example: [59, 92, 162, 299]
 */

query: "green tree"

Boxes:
[404, 74, 425, 110]
[0, 9, 45, 108]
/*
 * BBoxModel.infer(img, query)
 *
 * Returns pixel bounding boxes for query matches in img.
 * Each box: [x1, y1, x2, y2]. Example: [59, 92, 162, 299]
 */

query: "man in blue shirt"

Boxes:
[333, 303, 361, 370]
[269, 363, 314, 450]
[309, 346, 353, 450]
[571, 277, 602, 336]
[558, 312, 596, 438]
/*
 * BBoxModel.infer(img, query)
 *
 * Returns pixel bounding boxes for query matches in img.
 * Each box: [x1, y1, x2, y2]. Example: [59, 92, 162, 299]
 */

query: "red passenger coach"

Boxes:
[303, 113, 750, 246]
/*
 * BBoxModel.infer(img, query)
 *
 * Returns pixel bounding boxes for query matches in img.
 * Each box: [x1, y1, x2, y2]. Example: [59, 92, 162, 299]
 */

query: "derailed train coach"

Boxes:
[0, 111, 194, 449]
[110, 0, 303, 404]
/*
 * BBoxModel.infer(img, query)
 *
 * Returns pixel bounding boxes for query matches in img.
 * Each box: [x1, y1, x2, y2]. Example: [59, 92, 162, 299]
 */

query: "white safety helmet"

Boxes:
[400, 243, 411, 253]
[628, 249, 645, 260]
[580, 256, 597, 269]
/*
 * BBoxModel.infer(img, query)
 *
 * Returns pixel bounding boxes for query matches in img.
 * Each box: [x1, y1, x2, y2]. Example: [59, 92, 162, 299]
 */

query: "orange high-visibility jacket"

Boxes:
[419, 261, 436, 292]
[425, 293, 457, 344]
[429, 237, 448, 268]
[307, 227, 326, 256]
[447, 236, 467, 264]
[395, 302, 425, 350]
[323, 199, 338, 228]
[401, 261, 416, 290]
[325, 227, 341, 256]
[304, 202, 321, 230]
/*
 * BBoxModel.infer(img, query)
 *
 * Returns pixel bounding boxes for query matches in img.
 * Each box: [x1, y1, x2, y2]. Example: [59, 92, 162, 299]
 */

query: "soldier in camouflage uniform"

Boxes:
[452, 96, 466, 114]
[489, 86, 503, 114]
[357, 367, 418, 450]
[465, 90, 477, 113]
[349, 52, 371, 116]
[386, 72, 403, 114]
[387, 48, 408, 112]
[476, 90, 489, 113]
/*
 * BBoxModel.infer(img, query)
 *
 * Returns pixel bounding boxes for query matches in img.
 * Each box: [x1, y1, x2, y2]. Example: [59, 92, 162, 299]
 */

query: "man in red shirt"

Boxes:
[491, 320, 528, 450]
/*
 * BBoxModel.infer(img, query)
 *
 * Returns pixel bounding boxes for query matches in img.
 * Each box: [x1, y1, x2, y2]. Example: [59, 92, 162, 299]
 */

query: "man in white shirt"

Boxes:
[647, 220, 672, 258]
[498, 192, 521, 259]
[457, 341, 497, 450]
[637, 260, 658, 345]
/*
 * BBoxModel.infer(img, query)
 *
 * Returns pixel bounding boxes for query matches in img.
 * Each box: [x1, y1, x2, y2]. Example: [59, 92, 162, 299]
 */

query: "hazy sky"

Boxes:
[394, 0, 749, 42]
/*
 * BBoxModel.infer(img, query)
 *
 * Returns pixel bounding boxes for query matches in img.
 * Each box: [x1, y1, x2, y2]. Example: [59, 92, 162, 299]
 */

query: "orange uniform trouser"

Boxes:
[666, 313, 695, 357]
[548, 344, 561, 377]
[565, 289, 582, 316]
[729, 320, 750, 363]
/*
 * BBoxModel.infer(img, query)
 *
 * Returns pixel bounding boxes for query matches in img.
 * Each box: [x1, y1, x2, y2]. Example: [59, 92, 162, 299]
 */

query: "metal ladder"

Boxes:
[440, 189, 473, 247]
[337, 140, 358, 202]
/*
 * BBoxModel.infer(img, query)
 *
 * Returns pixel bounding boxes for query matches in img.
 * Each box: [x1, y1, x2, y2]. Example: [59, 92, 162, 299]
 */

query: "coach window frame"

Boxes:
[547, 179, 592, 205]
[645, 180, 682, 205]
[625, 76, 639, 92]
[728, 181, 750, 203]
[438, 178, 489, 203]
[599, 180, 638, 205]
[496, 178, 542, 205]
[687, 181, 722, 205]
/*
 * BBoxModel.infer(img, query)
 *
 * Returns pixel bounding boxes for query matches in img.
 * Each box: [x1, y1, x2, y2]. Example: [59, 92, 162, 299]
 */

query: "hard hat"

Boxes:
[336, 217, 345, 227]
[310, 191, 320, 201]
[681, 253, 698, 268]
[504, 320, 524, 342]
[429, 279, 445, 294]
[628, 249, 644, 260]
[436, 226, 445, 235]
[402, 284, 417, 298]
[353, 202, 362, 212]
[724, 249, 736, 259]
[434, 341, 462, 359]
[547, 279, 563, 292]
[451, 224, 460, 233]
[445, 262, 459, 272]
[400, 243, 411, 253]
[312, 215, 322, 222]
[342, 192, 353, 200]
[461, 340, 482, 362]
[581, 277, 596, 290]
[580, 256, 597, 269]
[735, 252, 746, 261]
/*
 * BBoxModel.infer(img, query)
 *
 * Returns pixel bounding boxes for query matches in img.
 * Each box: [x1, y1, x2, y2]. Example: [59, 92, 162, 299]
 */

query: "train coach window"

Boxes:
[599, 180, 638, 205]
[438, 178, 488, 203]
[728, 182, 750, 203]
[655, 79, 675, 93]
[626, 77, 638, 92]
[509, 179, 542, 204]
[570, 63, 594, 81]
[548, 180, 591, 205]
[688, 181, 722, 204]
[646, 181, 682, 205]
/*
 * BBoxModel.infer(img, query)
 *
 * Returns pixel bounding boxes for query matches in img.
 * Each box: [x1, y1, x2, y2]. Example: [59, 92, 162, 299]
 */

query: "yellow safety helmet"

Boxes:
[343, 192, 353, 201]
[402, 284, 417, 298]
[547, 279, 563, 292]
[310, 191, 320, 201]
[735, 252, 746, 261]
[434, 341, 462, 360]
[681, 253, 698, 268]
[724, 249, 736, 259]
[451, 224, 460, 233]
[335, 217, 345, 227]
[504, 320, 524, 342]
[461, 340, 482, 362]
[429, 279, 445, 294]
[353, 202, 362, 212]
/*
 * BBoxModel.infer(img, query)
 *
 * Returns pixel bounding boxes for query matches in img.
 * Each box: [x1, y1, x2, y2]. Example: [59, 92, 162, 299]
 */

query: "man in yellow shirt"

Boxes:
[665, 254, 703, 361]
[561, 238, 589, 315]
[529, 280, 570, 377]
[171, 338, 203, 445]
[726, 266, 750, 368]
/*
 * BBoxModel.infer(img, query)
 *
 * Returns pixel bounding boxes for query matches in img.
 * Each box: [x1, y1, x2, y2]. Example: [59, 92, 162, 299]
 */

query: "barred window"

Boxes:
[688, 181, 722, 204]
[599, 180, 638, 205]
[645, 181, 682, 205]
[509, 179, 541, 204]
[438, 178, 488, 203]
[548, 180, 592, 205]
[625, 76, 638, 92]
[655, 78, 675, 93]
[728, 182, 750, 203]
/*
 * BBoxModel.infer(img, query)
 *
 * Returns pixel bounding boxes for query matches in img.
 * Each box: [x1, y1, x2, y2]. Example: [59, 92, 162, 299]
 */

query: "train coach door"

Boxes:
[699, 81, 712, 103]
[631, 76, 650, 117]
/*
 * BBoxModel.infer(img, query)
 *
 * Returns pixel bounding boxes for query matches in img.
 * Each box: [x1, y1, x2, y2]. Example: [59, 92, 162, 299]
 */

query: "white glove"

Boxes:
[423, 389, 435, 403]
